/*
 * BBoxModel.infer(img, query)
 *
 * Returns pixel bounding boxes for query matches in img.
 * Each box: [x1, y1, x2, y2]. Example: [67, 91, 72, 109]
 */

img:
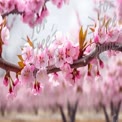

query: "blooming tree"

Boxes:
[0, 0, 122, 122]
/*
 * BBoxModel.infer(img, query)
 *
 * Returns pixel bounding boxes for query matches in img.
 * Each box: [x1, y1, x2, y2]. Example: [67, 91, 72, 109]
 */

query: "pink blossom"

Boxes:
[36, 50, 48, 68]
[49, 73, 60, 87]
[15, 0, 26, 12]
[32, 81, 43, 95]
[55, 47, 65, 68]
[46, 48, 55, 66]
[22, 44, 34, 64]
[106, 29, 120, 42]
[20, 64, 35, 84]
[1, 26, 9, 44]
[13, 78, 19, 87]
[63, 41, 79, 64]
[60, 63, 71, 72]
[36, 68, 49, 83]
[3, 75, 9, 86]
[35, 6, 49, 26]
[65, 68, 81, 85]
[94, 35, 99, 43]
[116, 0, 122, 24]
[51, 0, 63, 8]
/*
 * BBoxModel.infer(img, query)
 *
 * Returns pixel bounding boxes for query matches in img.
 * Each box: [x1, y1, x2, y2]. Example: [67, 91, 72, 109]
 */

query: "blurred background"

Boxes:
[0, 0, 122, 122]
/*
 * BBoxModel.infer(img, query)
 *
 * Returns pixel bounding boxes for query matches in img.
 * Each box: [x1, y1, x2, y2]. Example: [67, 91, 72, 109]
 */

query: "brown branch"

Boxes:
[1, 0, 50, 18]
[47, 42, 122, 74]
[0, 58, 21, 73]
[0, 42, 122, 74]
[2, 9, 23, 18]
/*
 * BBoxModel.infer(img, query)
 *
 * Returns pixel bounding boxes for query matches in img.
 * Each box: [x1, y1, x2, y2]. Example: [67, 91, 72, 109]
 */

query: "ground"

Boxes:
[0, 111, 122, 122]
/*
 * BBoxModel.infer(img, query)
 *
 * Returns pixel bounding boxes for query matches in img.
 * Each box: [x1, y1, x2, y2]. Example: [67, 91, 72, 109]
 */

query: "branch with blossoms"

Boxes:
[47, 42, 122, 74]
[0, 42, 122, 74]
[0, 0, 69, 27]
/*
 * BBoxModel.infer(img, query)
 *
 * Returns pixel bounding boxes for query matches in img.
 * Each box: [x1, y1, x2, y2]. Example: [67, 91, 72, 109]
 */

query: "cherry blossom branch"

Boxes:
[1, 42, 122, 73]
[0, 58, 21, 73]
[2, 9, 23, 18]
[47, 42, 122, 74]
[1, 0, 50, 19]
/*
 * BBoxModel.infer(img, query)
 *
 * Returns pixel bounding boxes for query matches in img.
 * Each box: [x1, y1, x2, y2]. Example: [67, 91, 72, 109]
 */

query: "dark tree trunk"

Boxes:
[0, 105, 5, 117]
[111, 101, 121, 122]
[67, 100, 79, 122]
[33, 106, 38, 115]
[57, 104, 67, 122]
[101, 103, 110, 122]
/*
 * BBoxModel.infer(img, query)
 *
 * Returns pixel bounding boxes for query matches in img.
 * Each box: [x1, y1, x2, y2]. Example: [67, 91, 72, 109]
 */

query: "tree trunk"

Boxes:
[101, 103, 110, 122]
[67, 100, 79, 122]
[111, 101, 121, 122]
[57, 104, 67, 122]
[0, 105, 5, 117]
[32, 106, 38, 115]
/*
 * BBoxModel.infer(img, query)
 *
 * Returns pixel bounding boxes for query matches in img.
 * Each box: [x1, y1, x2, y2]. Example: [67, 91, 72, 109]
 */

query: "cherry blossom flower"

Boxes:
[20, 64, 35, 84]
[116, 0, 122, 24]
[48, 73, 60, 87]
[63, 41, 78, 64]
[36, 68, 49, 83]
[65, 68, 81, 85]
[45, 48, 55, 66]
[3, 74, 9, 86]
[55, 47, 65, 68]
[32, 81, 43, 95]
[22, 44, 34, 64]
[13, 78, 19, 87]
[36, 50, 48, 68]
[52, 0, 63, 8]
[1, 26, 9, 44]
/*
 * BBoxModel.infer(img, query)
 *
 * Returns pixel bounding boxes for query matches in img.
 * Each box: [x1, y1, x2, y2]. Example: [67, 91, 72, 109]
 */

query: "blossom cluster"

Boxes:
[0, 0, 69, 27]
[18, 34, 81, 95]
[83, 53, 122, 106]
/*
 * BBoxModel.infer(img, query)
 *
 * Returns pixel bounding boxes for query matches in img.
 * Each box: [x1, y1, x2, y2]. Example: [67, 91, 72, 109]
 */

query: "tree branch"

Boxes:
[0, 42, 122, 74]
[2, 9, 23, 18]
[1, 0, 50, 18]
[0, 58, 21, 73]
[47, 42, 122, 74]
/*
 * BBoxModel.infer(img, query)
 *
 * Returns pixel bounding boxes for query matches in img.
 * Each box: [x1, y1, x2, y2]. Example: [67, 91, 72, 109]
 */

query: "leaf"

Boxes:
[102, 16, 106, 26]
[88, 63, 92, 72]
[79, 27, 87, 50]
[17, 55, 23, 61]
[83, 28, 88, 41]
[27, 36, 34, 48]
[83, 42, 87, 48]
[18, 61, 25, 68]
[105, 19, 110, 28]
[90, 27, 95, 32]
